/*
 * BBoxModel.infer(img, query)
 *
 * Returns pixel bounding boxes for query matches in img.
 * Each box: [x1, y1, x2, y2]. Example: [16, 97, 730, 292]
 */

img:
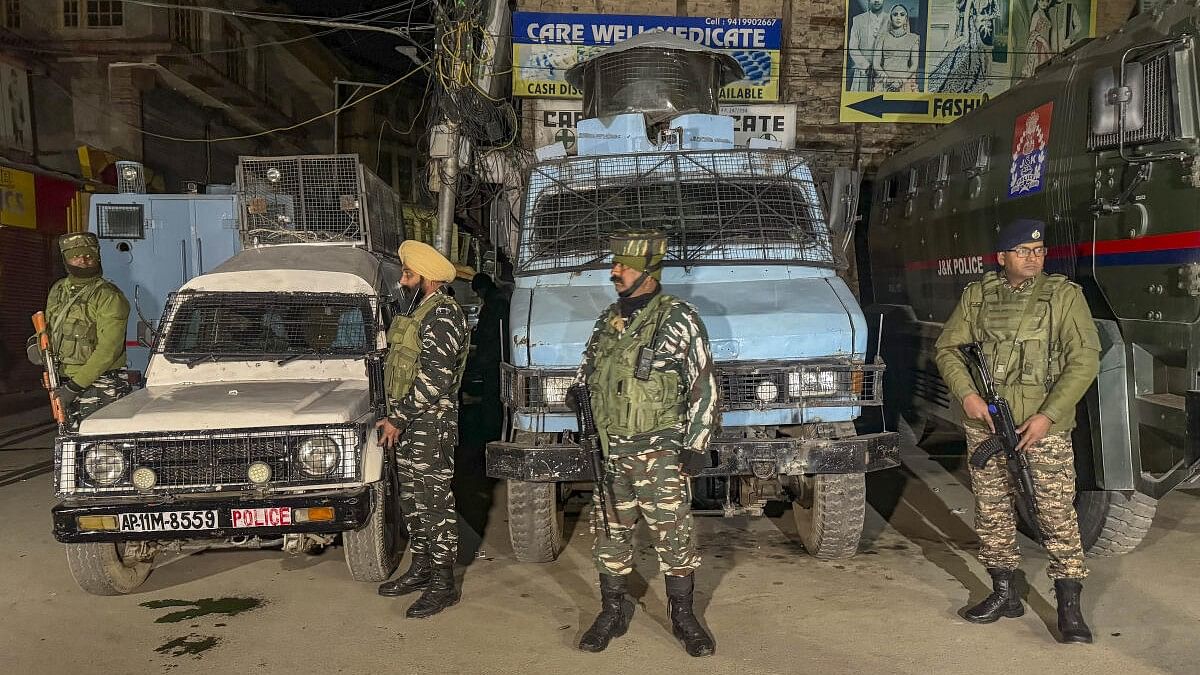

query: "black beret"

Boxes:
[997, 218, 1046, 251]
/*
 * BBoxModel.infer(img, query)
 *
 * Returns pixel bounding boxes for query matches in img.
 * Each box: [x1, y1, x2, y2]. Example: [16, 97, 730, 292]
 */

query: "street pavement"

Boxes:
[2, 403, 1198, 674]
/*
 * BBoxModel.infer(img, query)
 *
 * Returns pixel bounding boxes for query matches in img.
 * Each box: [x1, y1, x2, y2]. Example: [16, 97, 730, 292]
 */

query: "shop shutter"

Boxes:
[0, 227, 53, 393]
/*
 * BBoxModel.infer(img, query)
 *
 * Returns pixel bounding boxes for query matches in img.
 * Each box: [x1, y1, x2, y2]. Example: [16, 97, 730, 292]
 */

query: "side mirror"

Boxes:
[826, 168, 862, 254]
[366, 350, 388, 419]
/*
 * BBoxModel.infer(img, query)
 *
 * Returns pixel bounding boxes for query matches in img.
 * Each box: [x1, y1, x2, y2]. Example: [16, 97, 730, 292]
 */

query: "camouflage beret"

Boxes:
[610, 229, 668, 277]
[58, 232, 100, 257]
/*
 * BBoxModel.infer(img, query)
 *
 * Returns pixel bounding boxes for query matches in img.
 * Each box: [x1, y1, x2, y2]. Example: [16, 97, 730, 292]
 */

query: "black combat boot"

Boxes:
[1054, 579, 1093, 644]
[578, 574, 636, 652]
[664, 573, 715, 657]
[377, 554, 431, 597]
[963, 568, 1024, 623]
[405, 565, 460, 618]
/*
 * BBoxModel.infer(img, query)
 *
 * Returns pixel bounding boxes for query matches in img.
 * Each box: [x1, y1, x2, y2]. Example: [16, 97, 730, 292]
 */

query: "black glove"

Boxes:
[679, 449, 710, 477]
[53, 379, 85, 409]
[26, 335, 42, 366]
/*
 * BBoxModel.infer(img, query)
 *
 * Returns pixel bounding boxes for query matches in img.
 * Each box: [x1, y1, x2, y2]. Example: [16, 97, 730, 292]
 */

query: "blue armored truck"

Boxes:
[88, 163, 240, 376]
[485, 34, 899, 562]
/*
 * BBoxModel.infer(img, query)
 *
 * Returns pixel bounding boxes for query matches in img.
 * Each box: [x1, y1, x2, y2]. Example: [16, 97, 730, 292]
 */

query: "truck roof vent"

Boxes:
[565, 32, 743, 125]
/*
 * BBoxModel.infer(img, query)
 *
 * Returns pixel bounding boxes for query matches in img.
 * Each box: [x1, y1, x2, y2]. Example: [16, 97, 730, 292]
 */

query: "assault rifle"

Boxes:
[958, 342, 1044, 545]
[569, 383, 611, 537]
[30, 312, 68, 429]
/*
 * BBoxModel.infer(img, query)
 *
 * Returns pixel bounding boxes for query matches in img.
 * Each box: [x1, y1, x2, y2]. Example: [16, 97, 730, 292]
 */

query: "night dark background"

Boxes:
[278, 1, 437, 76]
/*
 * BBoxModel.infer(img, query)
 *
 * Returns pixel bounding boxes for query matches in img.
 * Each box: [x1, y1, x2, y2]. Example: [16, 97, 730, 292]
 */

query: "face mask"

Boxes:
[66, 259, 102, 279]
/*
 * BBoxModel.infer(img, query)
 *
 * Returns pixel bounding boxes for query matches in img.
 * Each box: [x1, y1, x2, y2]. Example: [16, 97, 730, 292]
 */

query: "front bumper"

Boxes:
[52, 487, 372, 544]
[485, 432, 900, 482]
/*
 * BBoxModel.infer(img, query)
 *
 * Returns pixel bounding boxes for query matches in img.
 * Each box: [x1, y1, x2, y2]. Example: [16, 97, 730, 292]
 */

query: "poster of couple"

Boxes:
[841, 0, 1095, 121]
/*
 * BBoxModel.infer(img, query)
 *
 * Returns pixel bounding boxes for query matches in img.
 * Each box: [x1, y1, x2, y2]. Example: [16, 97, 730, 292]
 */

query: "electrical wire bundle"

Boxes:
[415, 0, 532, 217]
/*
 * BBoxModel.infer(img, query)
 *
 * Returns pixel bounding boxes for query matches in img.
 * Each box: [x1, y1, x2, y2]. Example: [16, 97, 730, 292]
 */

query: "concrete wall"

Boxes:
[515, 0, 1138, 168]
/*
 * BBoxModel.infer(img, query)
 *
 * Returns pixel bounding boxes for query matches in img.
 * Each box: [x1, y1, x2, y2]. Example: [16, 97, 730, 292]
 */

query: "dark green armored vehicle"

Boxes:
[866, 4, 1200, 555]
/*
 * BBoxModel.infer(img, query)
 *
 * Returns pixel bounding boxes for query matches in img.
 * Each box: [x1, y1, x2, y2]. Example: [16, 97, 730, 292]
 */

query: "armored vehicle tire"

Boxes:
[506, 480, 565, 563]
[1077, 490, 1158, 557]
[65, 542, 153, 595]
[344, 474, 404, 582]
[791, 473, 866, 560]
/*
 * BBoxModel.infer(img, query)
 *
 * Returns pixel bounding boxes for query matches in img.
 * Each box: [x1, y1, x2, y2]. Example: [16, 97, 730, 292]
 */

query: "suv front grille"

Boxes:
[57, 426, 362, 496]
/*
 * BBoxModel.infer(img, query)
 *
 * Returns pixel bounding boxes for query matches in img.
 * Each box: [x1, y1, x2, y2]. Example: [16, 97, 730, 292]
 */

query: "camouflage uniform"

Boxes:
[579, 296, 718, 576]
[44, 233, 131, 425]
[575, 229, 719, 657]
[385, 288, 469, 569]
[935, 270, 1100, 579]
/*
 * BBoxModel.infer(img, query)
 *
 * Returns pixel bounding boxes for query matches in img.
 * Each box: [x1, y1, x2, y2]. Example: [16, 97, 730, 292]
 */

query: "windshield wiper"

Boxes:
[184, 353, 221, 369]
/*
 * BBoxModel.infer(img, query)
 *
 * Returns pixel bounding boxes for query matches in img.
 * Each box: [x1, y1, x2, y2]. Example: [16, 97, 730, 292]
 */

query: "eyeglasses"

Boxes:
[1007, 247, 1047, 259]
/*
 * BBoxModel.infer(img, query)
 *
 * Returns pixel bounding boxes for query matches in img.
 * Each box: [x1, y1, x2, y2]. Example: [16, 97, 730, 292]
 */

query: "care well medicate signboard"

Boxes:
[512, 12, 781, 102]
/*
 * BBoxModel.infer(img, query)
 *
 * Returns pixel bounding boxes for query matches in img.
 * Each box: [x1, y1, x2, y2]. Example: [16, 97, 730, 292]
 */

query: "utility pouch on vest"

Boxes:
[634, 346, 654, 381]
[633, 306, 667, 381]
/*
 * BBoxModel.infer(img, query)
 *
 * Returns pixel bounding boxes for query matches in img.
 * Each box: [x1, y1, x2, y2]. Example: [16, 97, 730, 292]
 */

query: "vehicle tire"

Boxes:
[506, 480, 564, 563]
[65, 542, 153, 595]
[1077, 490, 1158, 557]
[344, 472, 404, 582]
[791, 473, 866, 560]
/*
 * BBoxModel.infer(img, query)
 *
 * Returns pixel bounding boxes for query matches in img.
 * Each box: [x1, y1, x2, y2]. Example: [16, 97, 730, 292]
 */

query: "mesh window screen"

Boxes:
[518, 149, 835, 274]
[96, 203, 145, 239]
[157, 291, 377, 360]
[1089, 51, 1179, 150]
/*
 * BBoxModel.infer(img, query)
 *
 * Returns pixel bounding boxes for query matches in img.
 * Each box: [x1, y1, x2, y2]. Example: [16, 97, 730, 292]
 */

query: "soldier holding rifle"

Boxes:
[934, 219, 1100, 644]
[29, 233, 131, 427]
[572, 230, 719, 657]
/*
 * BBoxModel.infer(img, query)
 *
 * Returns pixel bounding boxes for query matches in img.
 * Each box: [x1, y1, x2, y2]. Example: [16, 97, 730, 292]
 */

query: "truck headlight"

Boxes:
[297, 436, 341, 476]
[83, 444, 126, 486]
[755, 380, 780, 402]
[540, 376, 574, 405]
[788, 370, 838, 398]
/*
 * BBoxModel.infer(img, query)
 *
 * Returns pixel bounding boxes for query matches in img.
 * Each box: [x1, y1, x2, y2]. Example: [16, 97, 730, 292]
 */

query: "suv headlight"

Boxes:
[83, 444, 126, 486]
[297, 436, 341, 476]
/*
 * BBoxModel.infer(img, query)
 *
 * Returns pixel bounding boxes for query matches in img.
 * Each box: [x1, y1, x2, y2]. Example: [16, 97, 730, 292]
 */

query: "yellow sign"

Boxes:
[838, 0, 1096, 124]
[0, 166, 36, 229]
[840, 91, 990, 124]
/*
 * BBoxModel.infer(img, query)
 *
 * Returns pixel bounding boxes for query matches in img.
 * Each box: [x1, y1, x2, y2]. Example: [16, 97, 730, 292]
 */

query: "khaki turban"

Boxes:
[398, 240, 457, 282]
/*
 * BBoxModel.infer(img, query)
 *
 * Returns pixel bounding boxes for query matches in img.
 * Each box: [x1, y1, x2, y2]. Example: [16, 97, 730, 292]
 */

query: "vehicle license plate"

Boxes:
[119, 510, 219, 532]
[230, 507, 292, 528]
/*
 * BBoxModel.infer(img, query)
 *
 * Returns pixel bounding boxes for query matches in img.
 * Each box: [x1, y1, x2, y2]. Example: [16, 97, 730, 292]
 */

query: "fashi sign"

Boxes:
[512, 12, 781, 102]
[531, 100, 797, 151]
[838, 0, 1096, 124]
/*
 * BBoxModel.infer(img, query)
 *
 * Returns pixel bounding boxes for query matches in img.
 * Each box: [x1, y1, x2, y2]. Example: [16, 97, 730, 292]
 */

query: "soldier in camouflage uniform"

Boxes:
[575, 230, 719, 657]
[934, 219, 1100, 644]
[29, 233, 132, 426]
[375, 240, 469, 618]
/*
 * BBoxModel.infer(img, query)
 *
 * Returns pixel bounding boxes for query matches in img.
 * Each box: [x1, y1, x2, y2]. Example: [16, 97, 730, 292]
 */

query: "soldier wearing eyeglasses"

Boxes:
[934, 218, 1101, 644]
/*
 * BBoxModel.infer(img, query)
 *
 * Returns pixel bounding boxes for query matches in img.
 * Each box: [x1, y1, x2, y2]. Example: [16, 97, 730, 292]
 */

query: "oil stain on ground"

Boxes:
[155, 634, 220, 657]
[140, 597, 264, 623]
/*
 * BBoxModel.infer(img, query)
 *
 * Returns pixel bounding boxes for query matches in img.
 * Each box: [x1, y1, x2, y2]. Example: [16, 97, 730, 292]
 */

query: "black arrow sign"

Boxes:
[847, 95, 931, 118]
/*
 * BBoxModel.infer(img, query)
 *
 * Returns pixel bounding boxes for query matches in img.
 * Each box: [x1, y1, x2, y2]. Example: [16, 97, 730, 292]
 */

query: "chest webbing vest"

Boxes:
[384, 292, 467, 401]
[588, 294, 685, 438]
[974, 273, 1067, 391]
[48, 277, 111, 366]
